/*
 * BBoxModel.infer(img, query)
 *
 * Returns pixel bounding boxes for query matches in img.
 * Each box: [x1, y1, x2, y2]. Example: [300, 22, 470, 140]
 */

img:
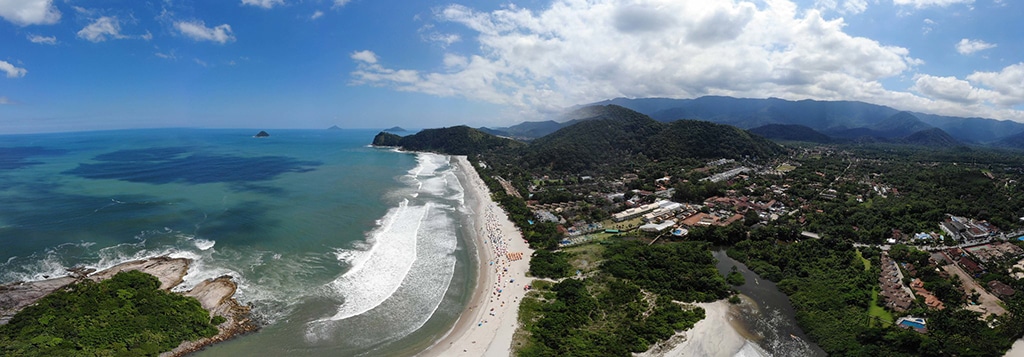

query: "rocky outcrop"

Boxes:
[164, 276, 257, 356]
[254, 131, 270, 138]
[0, 276, 76, 325]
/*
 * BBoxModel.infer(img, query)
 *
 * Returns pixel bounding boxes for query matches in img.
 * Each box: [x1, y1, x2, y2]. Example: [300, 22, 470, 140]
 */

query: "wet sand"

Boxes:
[419, 156, 535, 356]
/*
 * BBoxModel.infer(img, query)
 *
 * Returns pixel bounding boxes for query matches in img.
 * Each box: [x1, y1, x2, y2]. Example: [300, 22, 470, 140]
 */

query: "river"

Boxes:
[712, 250, 827, 357]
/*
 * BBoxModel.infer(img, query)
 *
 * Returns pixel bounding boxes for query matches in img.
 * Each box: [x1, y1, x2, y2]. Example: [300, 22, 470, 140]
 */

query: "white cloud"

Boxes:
[348, 0, 1024, 122]
[966, 63, 1024, 106]
[815, 0, 868, 14]
[912, 74, 987, 104]
[241, 0, 284, 9]
[424, 32, 461, 46]
[27, 34, 56, 44]
[0, 60, 27, 78]
[443, 54, 469, 69]
[922, 18, 935, 34]
[351, 50, 378, 64]
[175, 20, 235, 44]
[77, 16, 128, 42]
[956, 38, 996, 55]
[892, 0, 974, 8]
[155, 51, 177, 60]
[334, 0, 352, 7]
[0, 96, 12, 104]
[909, 63, 1024, 116]
[311, 10, 324, 19]
[0, 0, 60, 26]
[352, 1, 928, 114]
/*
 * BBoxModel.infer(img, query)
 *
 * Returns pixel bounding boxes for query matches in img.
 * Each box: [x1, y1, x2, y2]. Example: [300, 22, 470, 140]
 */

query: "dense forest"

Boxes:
[372, 125, 526, 155]
[0, 271, 220, 356]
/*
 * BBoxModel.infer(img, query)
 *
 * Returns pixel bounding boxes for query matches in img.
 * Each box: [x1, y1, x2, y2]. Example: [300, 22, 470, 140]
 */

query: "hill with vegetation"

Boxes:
[902, 128, 961, 147]
[0, 271, 221, 356]
[479, 120, 564, 140]
[868, 112, 933, 138]
[994, 130, 1024, 149]
[373, 106, 783, 174]
[371, 125, 526, 155]
[748, 124, 832, 143]
[520, 105, 784, 174]
[590, 96, 1024, 145]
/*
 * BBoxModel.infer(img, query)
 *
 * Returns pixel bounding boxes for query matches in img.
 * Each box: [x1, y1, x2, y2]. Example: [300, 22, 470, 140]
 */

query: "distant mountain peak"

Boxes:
[903, 128, 960, 147]
[581, 96, 1024, 146]
[868, 111, 932, 138]
[748, 124, 831, 143]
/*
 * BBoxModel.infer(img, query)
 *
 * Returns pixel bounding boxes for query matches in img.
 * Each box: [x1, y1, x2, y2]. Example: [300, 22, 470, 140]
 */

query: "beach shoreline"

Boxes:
[637, 298, 756, 357]
[419, 155, 535, 356]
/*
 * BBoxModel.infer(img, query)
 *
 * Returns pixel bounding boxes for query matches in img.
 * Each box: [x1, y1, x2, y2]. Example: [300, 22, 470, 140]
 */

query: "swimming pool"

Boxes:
[900, 320, 926, 329]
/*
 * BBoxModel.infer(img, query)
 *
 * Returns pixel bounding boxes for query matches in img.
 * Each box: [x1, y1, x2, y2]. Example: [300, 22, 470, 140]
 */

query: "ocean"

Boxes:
[0, 129, 476, 356]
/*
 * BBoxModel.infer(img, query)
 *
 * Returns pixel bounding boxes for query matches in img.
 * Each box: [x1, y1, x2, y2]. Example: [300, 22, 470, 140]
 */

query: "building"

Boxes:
[910, 278, 945, 310]
[987, 280, 1015, 297]
[640, 220, 676, 233]
[612, 201, 661, 222]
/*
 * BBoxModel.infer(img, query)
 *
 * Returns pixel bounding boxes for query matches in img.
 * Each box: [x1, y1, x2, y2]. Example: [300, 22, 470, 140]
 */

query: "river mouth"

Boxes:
[713, 249, 827, 357]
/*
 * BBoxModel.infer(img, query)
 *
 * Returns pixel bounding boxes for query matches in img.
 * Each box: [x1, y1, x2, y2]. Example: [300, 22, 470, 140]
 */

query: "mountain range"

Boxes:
[482, 96, 1024, 148]
[375, 105, 783, 174]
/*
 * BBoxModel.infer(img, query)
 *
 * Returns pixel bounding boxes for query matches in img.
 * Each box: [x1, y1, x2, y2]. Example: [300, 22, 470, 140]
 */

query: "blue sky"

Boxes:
[0, 0, 1021, 133]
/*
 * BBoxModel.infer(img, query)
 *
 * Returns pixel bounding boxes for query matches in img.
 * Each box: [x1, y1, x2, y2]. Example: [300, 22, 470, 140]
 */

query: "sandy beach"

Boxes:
[1006, 339, 1024, 357]
[637, 300, 751, 357]
[420, 156, 535, 356]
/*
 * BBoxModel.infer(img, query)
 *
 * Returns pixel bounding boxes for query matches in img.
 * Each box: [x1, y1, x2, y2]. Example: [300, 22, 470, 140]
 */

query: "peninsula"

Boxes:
[0, 257, 256, 356]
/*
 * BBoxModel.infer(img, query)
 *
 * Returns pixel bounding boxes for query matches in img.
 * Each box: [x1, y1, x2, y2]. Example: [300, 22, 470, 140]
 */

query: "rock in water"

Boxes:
[254, 131, 270, 138]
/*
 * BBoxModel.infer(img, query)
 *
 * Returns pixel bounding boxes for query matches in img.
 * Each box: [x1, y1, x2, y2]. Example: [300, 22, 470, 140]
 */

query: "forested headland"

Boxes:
[0, 270, 222, 357]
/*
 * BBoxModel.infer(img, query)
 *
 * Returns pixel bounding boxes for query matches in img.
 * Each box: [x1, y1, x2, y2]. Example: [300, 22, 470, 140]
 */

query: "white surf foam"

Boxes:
[321, 199, 426, 321]
[192, 238, 216, 251]
[305, 151, 466, 344]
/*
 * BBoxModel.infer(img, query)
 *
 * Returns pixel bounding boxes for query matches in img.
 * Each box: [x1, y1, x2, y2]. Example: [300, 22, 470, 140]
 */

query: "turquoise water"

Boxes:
[0, 129, 475, 355]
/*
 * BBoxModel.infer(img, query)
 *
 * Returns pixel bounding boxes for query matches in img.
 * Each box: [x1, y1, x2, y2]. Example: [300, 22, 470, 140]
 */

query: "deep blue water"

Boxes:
[0, 129, 474, 356]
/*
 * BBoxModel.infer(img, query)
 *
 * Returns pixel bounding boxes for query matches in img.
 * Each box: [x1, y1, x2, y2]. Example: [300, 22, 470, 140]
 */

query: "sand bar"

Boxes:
[420, 156, 535, 356]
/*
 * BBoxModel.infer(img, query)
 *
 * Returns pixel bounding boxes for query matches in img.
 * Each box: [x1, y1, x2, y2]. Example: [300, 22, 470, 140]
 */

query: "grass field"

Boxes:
[563, 243, 606, 274]
[858, 250, 894, 327]
[776, 163, 797, 172]
[869, 289, 895, 327]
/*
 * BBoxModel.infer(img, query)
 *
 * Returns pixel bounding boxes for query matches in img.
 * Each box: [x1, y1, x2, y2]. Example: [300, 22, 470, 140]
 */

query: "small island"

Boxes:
[254, 131, 270, 138]
[383, 126, 406, 132]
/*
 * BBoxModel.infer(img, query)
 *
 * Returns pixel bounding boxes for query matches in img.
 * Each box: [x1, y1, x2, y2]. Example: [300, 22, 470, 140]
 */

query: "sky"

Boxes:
[0, 0, 1022, 134]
